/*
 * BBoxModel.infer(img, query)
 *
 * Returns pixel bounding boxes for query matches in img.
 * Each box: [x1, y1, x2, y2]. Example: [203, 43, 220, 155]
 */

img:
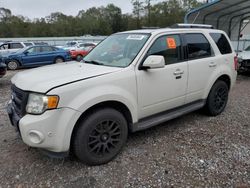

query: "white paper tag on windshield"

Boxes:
[127, 35, 145, 40]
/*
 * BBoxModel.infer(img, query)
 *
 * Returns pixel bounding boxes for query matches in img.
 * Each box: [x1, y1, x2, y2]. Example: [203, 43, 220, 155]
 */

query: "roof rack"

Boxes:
[171, 23, 214, 29]
[141, 26, 160, 29]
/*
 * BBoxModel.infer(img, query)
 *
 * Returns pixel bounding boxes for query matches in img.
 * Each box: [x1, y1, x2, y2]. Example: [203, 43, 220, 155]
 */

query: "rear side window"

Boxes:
[9, 43, 23, 49]
[209, 33, 232, 54]
[148, 35, 182, 65]
[186, 33, 211, 59]
[41, 46, 54, 52]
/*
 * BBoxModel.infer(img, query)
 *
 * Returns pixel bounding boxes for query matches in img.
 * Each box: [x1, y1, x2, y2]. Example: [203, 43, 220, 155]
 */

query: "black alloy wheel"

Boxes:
[204, 80, 229, 116]
[73, 108, 128, 165]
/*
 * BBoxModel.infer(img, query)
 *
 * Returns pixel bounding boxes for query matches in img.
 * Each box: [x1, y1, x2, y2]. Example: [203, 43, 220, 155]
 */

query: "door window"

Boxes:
[148, 35, 182, 65]
[27, 47, 41, 53]
[0, 44, 8, 50]
[41, 46, 53, 52]
[186, 34, 211, 59]
[9, 43, 23, 49]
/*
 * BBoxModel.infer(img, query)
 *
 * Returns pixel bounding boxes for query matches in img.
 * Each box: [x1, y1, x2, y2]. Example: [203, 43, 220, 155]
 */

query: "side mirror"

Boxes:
[24, 51, 29, 55]
[141, 55, 165, 70]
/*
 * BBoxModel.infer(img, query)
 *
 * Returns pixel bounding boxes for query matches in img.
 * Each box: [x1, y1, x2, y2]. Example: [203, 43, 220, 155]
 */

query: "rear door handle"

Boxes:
[209, 62, 217, 67]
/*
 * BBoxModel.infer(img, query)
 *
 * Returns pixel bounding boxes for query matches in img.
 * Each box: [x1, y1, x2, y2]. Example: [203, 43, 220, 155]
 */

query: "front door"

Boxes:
[22, 46, 41, 66]
[136, 34, 188, 119]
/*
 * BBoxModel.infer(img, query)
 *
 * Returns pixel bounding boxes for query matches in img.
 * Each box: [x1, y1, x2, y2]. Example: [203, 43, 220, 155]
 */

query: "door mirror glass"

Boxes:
[142, 55, 165, 69]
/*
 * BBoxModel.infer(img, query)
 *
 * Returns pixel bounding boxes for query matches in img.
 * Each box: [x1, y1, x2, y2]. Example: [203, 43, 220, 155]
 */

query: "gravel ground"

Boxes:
[0, 70, 250, 188]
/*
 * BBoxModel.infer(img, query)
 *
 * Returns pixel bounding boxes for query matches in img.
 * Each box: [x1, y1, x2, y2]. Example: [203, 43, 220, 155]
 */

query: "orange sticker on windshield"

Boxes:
[167, 38, 176, 49]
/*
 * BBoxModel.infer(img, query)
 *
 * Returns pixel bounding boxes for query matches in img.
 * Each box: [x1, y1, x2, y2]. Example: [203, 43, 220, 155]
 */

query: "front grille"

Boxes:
[11, 85, 29, 117]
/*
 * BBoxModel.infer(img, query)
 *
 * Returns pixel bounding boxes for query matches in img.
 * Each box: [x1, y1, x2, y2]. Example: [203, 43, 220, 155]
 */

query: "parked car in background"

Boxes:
[62, 41, 81, 51]
[78, 42, 98, 48]
[2, 45, 71, 70]
[33, 42, 49, 46]
[237, 45, 250, 72]
[0, 42, 33, 56]
[70, 45, 96, 61]
[0, 62, 7, 78]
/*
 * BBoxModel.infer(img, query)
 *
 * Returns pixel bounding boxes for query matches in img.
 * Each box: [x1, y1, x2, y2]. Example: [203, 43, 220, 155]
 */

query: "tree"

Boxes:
[0, 0, 205, 37]
[105, 4, 123, 33]
[131, 0, 144, 28]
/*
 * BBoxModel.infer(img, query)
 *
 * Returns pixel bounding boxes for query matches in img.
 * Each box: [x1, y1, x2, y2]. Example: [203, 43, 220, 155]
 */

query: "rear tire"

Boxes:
[204, 80, 229, 116]
[7, 60, 19, 70]
[73, 108, 128, 165]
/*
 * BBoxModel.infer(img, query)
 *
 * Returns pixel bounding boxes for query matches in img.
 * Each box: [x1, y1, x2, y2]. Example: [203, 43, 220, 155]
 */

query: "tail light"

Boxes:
[234, 56, 238, 71]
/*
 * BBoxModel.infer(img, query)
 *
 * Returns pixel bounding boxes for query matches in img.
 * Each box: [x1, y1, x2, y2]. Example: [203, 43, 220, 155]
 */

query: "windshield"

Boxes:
[15, 46, 30, 53]
[84, 33, 150, 68]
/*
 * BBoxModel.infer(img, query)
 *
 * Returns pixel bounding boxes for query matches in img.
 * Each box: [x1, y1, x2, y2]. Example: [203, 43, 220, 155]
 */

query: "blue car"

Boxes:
[2, 45, 71, 70]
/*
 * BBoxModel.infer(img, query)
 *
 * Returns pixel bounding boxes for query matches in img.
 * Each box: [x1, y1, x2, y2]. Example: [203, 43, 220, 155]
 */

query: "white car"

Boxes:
[0, 42, 34, 56]
[237, 46, 250, 71]
[7, 24, 237, 165]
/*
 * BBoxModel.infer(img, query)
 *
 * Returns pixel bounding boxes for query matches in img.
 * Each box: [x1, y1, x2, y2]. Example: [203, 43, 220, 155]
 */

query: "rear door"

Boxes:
[39, 46, 56, 64]
[184, 33, 216, 103]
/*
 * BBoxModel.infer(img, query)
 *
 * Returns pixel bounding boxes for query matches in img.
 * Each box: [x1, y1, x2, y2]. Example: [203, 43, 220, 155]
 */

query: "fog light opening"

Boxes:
[28, 131, 44, 144]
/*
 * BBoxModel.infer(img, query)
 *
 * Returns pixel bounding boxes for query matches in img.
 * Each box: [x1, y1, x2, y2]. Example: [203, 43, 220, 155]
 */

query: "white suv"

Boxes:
[0, 42, 33, 55]
[7, 25, 237, 165]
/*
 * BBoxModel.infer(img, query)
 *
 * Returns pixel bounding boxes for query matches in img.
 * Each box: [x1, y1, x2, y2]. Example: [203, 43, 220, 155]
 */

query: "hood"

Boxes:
[12, 61, 122, 93]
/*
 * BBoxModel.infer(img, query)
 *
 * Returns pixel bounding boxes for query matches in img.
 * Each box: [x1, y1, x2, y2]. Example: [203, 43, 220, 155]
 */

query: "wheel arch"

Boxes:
[203, 73, 232, 99]
[7, 58, 22, 69]
[54, 56, 65, 62]
[70, 100, 133, 151]
[216, 74, 231, 89]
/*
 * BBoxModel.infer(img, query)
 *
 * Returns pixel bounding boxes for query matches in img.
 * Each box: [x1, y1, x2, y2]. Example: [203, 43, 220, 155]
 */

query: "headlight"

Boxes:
[26, 93, 59, 115]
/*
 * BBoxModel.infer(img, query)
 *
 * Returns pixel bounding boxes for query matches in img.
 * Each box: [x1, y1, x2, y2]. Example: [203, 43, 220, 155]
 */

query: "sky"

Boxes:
[0, 0, 136, 19]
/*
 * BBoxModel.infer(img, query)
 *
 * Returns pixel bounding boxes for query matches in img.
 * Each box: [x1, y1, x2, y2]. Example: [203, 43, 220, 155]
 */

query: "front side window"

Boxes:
[27, 46, 41, 53]
[84, 33, 150, 68]
[186, 34, 211, 59]
[0, 44, 8, 50]
[148, 35, 182, 64]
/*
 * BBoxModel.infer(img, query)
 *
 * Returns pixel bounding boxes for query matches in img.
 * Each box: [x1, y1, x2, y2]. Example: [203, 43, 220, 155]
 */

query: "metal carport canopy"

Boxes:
[185, 0, 250, 40]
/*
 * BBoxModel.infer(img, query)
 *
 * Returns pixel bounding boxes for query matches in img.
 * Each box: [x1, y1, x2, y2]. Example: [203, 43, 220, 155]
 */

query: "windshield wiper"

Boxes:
[84, 60, 104, 65]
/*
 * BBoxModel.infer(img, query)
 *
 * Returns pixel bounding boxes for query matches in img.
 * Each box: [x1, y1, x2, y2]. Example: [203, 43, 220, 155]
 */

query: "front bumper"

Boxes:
[7, 101, 81, 153]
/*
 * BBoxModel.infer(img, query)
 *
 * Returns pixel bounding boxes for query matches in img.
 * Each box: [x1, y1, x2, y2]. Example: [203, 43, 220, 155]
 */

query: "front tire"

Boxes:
[73, 108, 128, 165]
[76, 54, 83, 62]
[7, 60, 19, 70]
[54, 57, 64, 63]
[204, 80, 229, 116]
